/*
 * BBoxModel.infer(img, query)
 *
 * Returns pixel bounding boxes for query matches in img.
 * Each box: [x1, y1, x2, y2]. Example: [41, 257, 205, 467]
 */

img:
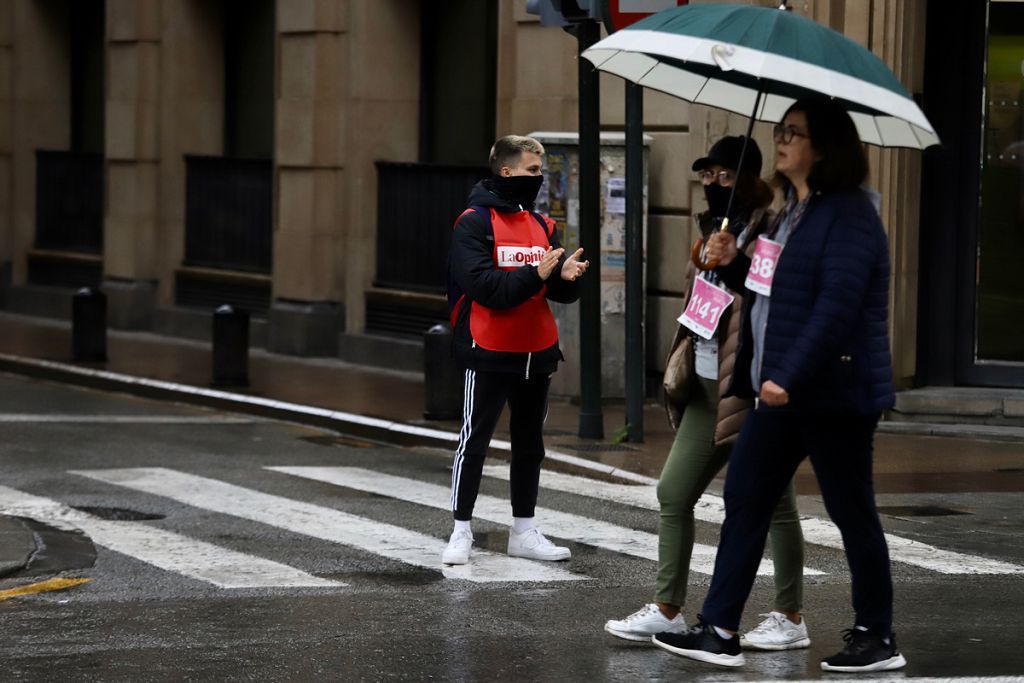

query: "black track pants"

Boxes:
[450, 369, 550, 522]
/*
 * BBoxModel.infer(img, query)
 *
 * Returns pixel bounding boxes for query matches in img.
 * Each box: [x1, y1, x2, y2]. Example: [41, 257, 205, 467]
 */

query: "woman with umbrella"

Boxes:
[651, 96, 906, 673]
[604, 135, 812, 653]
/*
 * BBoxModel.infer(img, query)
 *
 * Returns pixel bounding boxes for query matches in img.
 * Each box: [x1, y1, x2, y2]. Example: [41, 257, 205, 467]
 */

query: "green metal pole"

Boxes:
[625, 81, 644, 442]
[577, 20, 603, 439]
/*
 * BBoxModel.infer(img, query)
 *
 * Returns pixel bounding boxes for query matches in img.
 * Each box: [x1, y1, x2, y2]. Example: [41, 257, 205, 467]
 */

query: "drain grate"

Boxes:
[876, 505, 969, 517]
[70, 506, 165, 521]
[554, 443, 638, 453]
[299, 435, 378, 449]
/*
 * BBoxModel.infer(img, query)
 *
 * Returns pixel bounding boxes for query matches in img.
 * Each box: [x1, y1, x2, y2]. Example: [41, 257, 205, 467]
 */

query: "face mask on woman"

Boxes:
[703, 181, 733, 219]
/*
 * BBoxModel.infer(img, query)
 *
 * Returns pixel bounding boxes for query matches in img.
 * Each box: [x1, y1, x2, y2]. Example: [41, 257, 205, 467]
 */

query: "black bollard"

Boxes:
[212, 304, 249, 387]
[72, 287, 107, 362]
[423, 324, 463, 420]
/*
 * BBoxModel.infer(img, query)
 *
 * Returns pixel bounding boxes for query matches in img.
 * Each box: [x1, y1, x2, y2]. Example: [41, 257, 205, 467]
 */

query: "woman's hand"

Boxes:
[705, 231, 739, 266]
[760, 380, 789, 407]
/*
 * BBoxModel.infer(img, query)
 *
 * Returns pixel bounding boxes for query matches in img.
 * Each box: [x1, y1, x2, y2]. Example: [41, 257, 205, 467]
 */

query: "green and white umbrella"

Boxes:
[582, 3, 939, 149]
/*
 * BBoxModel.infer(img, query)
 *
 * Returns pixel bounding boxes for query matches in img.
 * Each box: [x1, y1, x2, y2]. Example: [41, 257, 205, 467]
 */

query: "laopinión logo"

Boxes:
[497, 246, 547, 268]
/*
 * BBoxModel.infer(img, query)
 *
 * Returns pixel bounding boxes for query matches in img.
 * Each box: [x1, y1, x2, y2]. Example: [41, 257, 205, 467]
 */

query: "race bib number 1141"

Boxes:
[678, 277, 735, 340]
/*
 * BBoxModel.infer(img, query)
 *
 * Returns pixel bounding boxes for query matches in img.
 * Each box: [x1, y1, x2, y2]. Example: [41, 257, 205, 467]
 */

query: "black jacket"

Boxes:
[718, 189, 895, 414]
[449, 179, 581, 375]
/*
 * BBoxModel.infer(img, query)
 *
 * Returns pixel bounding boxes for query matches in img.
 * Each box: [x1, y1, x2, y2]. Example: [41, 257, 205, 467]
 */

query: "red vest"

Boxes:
[461, 208, 560, 353]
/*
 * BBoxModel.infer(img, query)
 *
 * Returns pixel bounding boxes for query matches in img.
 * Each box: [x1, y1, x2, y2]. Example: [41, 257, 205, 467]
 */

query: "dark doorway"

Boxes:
[224, 0, 275, 160]
[419, 0, 498, 165]
[919, 0, 1024, 387]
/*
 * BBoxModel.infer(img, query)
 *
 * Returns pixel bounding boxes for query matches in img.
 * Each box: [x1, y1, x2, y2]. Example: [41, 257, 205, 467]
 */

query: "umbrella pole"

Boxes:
[691, 88, 764, 270]
[721, 87, 765, 230]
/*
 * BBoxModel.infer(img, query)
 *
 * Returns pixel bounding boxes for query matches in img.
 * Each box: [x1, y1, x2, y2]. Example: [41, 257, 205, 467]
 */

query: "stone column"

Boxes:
[11, 1, 71, 287]
[868, 0, 928, 389]
[0, 3, 13, 304]
[103, 0, 162, 329]
[155, 1, 224, 311]
[269, 0, 347, 355]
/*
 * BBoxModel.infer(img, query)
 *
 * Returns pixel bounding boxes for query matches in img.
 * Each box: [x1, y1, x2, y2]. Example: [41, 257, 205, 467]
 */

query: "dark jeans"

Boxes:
[450, 369, 550, 521]
[700, 408, 893, 635]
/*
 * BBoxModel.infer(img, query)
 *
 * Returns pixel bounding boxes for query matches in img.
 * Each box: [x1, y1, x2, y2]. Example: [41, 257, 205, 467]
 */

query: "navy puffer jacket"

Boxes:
[718, 189, 895, 415]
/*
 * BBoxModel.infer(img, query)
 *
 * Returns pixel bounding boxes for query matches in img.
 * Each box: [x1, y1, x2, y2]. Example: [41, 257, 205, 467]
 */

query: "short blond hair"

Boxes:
[489, 135, 545, 174]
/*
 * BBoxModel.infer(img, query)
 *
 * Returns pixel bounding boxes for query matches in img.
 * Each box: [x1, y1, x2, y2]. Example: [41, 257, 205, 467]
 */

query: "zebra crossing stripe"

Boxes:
[266, 466, 823, 576]
[0, 486, 340, 589]
[481, 466, 1024, 576]
[70, 468, 584, 584]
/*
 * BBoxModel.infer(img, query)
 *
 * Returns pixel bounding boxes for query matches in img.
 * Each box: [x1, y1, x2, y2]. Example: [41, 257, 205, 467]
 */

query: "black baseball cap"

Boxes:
[691, 135, 763, 176]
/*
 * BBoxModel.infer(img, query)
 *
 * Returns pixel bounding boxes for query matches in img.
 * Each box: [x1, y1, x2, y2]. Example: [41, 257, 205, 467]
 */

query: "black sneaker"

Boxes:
[652, 620, 745, 668]
[820, 628, 907, 673]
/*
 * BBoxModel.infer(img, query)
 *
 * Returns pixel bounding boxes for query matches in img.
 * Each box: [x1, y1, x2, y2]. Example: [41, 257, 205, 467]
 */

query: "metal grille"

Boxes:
[876, 506, 969, 517]
[553, 443, 639, 453]
[184, 155, 272, 273]
[374, 161, 488, 292]
[27, 253, 102, 289]
[365, 297, 448, 339]
[174, 271, 270, 315]
[35, 150, 104, 254]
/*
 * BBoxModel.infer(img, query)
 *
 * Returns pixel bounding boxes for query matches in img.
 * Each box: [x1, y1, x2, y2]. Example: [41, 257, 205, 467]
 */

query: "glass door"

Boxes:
[977, 0, 1024, 371]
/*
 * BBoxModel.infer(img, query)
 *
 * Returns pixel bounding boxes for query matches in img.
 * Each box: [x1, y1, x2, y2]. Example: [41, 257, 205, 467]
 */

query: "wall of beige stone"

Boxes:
[10, 1, 72, 284]
[104, 0, 161, 283]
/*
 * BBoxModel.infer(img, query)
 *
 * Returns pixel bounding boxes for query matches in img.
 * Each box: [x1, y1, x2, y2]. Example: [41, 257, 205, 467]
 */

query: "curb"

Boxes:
[0, 353, 657, 485]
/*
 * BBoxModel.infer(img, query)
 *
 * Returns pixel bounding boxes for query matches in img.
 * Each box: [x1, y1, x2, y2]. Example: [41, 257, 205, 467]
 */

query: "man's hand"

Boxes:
[705, 231, 739, 266]
[759, 380, 789, 407]
[537, 246, 565, 281]
[560, 248, 588, 281]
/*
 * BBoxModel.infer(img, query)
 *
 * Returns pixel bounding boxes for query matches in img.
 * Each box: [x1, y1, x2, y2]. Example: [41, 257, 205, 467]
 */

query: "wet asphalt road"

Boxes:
[1, 372, 1023, 682]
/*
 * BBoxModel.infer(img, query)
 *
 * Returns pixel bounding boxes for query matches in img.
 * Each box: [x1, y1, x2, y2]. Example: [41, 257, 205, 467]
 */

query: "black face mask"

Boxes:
[491, 174, 544, 207]
[703, 182, 733, 219]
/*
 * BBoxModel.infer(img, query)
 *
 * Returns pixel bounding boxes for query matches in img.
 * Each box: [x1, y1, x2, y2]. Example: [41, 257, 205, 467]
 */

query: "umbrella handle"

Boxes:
[690, 217, 729, 271]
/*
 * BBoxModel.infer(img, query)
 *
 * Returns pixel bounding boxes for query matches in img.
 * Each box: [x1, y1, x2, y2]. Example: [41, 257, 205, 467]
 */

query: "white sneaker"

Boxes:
[506, 527, 570, 561]
[741, 612, 811, 650]
[441, 529, 473, 565]
[605, 603, 686, 642]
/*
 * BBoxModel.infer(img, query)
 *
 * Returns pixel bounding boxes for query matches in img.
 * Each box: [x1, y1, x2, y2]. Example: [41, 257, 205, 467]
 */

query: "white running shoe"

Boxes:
[605, 603, 687, 642]
[507, 527, 571, 561]
[441, 529, 473, 565]
[741, 612, 811, 651]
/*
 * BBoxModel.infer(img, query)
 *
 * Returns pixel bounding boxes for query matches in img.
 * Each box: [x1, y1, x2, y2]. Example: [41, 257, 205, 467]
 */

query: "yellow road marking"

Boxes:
[0, 577, 90, 602]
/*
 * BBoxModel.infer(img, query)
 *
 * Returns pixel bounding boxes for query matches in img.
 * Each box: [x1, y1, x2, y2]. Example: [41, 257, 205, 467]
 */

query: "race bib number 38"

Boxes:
[678, 276, 735, 340]
[744, 236, 783, 296]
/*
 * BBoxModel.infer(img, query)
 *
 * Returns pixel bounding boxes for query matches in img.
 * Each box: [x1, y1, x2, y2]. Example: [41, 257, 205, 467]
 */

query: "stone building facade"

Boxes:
[1, 0, 1020, 391]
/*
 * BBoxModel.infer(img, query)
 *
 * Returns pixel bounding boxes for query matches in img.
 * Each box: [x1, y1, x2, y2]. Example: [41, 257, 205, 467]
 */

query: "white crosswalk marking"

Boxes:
[71, 468, 584, 584]
[267, 466, 823, 576]
[482, 465, 1024, 576]
[0, 485, 340, 588]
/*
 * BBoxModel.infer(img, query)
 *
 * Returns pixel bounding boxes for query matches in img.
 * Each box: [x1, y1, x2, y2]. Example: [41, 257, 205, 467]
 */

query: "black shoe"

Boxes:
[820, 628, 907, 673]
[652, 620, 744, 668]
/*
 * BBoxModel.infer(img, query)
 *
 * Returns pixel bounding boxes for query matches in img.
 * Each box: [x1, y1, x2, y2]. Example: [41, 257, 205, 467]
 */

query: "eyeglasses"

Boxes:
[773, 124, 809, 145]
[696, 169, 736, 185]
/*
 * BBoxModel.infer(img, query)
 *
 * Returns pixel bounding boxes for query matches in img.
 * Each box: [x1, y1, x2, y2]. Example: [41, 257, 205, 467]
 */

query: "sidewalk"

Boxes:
[3, 311, 1024, 496]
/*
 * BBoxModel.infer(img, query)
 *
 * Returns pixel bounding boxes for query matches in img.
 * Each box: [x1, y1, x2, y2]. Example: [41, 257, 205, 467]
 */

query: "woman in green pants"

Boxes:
[604, 136, 810, 651]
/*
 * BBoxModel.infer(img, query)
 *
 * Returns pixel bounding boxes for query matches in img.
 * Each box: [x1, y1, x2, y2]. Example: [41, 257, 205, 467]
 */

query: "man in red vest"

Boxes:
[443, 135, 589, 565]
